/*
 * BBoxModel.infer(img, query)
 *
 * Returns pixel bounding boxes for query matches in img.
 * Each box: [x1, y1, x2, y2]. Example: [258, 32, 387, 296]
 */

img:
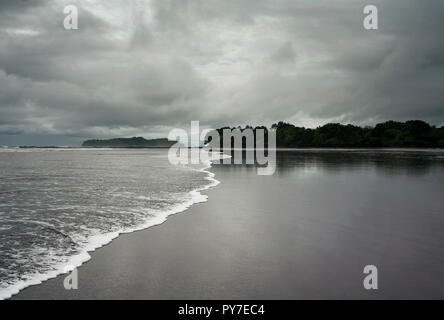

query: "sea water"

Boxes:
[0, 148, 219, 299]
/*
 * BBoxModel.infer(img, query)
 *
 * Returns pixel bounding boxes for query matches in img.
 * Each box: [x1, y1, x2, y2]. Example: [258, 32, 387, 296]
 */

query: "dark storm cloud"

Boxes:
[270, 42, 296, 65]
[0, 0, 45, 11]
[0, 0, 443, 145]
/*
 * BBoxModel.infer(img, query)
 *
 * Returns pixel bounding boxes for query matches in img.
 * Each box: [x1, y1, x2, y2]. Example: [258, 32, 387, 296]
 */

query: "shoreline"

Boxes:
[8, 149, 444, 299]
[3, 146, 444, 151]
[2, 157, 222, 300]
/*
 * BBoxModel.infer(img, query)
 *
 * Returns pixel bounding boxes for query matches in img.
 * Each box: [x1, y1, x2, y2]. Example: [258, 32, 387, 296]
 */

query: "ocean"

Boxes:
[3, 149, 444, 299]
[0, 148, 218, 299]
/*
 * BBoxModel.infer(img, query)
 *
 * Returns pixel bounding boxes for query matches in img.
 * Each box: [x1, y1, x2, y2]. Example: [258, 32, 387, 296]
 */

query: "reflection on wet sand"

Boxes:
[220, 149, 444, 176]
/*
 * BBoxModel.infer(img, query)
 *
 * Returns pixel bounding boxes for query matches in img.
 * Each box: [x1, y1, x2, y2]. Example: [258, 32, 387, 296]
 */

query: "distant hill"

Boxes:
[82, 137, 175, 148]
[83, 120, 444, 149]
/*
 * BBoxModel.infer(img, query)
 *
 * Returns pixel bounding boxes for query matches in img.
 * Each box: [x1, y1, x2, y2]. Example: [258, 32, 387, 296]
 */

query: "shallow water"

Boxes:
[209, 149, 444, 298]
[3, 149, 444, 299]
[0, 148, 212, 299]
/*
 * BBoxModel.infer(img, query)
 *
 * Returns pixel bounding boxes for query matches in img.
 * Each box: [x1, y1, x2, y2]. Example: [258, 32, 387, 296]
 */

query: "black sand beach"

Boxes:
[12, 150, 444, 299]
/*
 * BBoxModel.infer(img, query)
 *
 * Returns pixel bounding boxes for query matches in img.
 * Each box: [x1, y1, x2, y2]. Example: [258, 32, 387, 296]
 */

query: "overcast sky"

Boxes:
[1, 0, 443, 145]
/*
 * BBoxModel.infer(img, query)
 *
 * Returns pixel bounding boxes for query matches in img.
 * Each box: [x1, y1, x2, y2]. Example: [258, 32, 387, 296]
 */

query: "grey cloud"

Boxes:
[0, 0, 45, 12]
[0, 0, 443, 145]
[270, 42, 296, 65]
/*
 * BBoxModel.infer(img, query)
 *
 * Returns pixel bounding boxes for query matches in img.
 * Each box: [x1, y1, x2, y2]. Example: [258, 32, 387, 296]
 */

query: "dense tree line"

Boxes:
[210, 120, 444, 148]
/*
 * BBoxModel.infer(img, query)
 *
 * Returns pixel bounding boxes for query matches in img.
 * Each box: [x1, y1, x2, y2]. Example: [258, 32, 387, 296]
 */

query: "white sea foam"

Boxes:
[0, 151, 230, 300]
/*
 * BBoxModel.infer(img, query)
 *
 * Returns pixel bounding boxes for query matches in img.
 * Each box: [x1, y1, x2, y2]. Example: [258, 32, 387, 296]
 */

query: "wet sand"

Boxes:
[12, 150, 444, 299]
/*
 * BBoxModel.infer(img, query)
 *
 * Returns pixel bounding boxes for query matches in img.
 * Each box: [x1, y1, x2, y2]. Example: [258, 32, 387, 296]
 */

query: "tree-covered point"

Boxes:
[208, 120, 444, 148]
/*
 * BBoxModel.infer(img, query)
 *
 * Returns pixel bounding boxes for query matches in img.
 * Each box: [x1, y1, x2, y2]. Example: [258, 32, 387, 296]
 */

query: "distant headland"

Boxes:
[80, 120, 444, 149]
[82, 137, 175, 148]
